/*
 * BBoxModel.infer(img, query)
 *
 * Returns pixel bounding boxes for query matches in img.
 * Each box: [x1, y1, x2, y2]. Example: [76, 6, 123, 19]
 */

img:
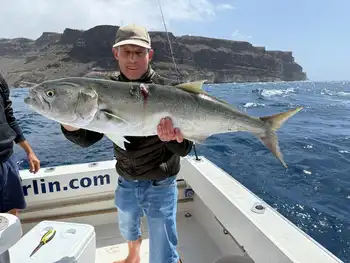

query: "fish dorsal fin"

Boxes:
[175, 80, 234, 108]
[175, 80, 207, 94]
[176, 80, 237, 110]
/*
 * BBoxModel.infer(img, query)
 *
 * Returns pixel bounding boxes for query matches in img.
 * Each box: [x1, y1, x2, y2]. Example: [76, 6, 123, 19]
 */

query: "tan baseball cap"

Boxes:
[113, 24, 151, 49]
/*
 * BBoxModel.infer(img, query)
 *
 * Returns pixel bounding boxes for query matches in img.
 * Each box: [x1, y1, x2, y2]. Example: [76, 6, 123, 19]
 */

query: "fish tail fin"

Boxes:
[256, 107, 303, 168]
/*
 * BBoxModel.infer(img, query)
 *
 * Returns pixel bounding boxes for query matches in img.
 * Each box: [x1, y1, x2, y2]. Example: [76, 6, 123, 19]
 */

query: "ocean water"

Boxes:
[10, 80, 350, 262]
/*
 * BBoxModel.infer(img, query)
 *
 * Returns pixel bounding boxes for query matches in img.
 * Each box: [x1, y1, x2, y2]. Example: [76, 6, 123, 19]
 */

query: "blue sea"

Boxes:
[10, 80, 350, 262]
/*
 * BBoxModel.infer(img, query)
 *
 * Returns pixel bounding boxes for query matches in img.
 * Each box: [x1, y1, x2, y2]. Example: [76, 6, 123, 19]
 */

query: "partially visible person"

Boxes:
[0, 73, 40, 216]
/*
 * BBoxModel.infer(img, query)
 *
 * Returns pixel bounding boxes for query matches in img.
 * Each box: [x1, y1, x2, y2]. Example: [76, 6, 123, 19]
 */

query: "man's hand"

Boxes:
[157, 117, 183, 143]
[18, 140, 41, 173]
[27, 152, 40, 174]
[62, 124, 80, 132]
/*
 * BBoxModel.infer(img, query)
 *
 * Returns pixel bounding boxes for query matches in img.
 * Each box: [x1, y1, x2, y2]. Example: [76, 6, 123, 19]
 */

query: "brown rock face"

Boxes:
[0, 25, 306, 87]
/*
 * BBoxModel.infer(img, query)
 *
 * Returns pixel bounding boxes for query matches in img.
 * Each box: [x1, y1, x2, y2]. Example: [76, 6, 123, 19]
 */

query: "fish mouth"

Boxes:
[24, 90, 49, 112]
[24, 96, 39, 108]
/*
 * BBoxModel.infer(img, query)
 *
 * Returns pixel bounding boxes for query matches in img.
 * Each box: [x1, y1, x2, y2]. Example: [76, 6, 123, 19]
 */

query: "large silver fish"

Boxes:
[24, 77, 303, 168]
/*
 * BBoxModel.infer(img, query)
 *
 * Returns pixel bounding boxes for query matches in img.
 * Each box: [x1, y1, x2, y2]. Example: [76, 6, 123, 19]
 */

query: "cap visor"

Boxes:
[113, 39, 151, 49]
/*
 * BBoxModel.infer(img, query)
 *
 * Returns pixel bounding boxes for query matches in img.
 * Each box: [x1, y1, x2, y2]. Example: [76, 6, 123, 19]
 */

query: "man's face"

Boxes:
[113, 44, 154, 80]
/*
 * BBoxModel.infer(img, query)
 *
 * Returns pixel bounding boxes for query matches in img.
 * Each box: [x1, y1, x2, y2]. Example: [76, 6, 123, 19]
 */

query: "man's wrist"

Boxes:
[18, 140, 34, 155]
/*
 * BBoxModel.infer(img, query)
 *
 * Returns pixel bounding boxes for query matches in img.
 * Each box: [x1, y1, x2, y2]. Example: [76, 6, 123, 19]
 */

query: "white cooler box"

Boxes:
[9, 220, 96, 263]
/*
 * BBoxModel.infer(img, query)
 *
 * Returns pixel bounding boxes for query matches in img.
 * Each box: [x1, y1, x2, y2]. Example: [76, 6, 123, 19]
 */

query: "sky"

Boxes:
[1, 0, 349, 81]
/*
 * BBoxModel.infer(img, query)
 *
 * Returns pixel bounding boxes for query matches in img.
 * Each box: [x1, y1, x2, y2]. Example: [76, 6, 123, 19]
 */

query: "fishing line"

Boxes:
[156, 0, 201, 160]
[156, 0, 182, 83]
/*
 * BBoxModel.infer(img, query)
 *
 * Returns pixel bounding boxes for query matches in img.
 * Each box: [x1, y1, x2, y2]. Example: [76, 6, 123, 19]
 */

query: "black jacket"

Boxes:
[0, 74, 26, 162]
[61, 67, 193, 180]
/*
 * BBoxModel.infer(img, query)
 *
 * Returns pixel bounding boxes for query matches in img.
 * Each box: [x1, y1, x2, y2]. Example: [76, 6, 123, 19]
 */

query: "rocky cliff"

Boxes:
[0, 25, 307, 87]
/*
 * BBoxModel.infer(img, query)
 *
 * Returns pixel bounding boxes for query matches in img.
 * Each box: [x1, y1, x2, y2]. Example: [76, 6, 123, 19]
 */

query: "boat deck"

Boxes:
[95, 211, 224, 263]
[14, 157, 342, 263]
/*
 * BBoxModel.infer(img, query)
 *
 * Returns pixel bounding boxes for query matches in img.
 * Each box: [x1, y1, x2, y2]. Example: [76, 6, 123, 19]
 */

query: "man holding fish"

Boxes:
[60, 24, 191, 263]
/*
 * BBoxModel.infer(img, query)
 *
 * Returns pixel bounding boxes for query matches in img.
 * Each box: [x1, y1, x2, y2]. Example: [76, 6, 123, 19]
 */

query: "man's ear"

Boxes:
[112, 47, 119, 60]
[148, 49, 154, 61]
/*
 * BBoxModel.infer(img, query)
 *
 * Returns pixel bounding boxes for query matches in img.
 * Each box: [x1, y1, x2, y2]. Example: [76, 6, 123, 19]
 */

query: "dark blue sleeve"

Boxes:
[61, 125, 104, 148]
[0, 74, 26, 143]
[165, 139, 193, 157]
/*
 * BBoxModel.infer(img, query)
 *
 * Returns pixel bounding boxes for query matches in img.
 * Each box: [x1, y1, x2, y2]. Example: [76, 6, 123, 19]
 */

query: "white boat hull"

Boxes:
[9, 156, 343, 263]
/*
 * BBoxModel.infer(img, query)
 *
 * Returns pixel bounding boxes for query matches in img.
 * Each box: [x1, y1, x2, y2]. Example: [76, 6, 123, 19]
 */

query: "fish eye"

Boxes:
[46, 90, 55, 97]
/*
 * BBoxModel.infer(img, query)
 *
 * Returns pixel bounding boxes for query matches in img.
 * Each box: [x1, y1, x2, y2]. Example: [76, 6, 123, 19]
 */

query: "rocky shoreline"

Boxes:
[0, 25, 307, 88]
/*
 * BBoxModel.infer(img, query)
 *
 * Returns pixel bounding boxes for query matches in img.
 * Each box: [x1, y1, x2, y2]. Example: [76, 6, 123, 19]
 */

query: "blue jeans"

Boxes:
[0, 153, 26, 213]
[115, 175, 179, 263]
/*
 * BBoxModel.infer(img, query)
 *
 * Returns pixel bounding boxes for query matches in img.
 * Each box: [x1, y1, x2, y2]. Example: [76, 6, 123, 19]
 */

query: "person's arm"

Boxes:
[0, 74, 40, 173]
[18, 140, 34, 155]
[18, 140, 40, 173]
[61, 125, 104, 148]
[165, 139, 193, 157]
[0, 74, 26, 144]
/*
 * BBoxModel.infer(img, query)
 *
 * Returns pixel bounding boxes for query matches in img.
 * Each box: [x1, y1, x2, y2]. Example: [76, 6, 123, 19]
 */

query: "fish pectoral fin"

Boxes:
[175, 80, 208, 94]
[105, 133, 130, 150]
[100, 109, 129, 124]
